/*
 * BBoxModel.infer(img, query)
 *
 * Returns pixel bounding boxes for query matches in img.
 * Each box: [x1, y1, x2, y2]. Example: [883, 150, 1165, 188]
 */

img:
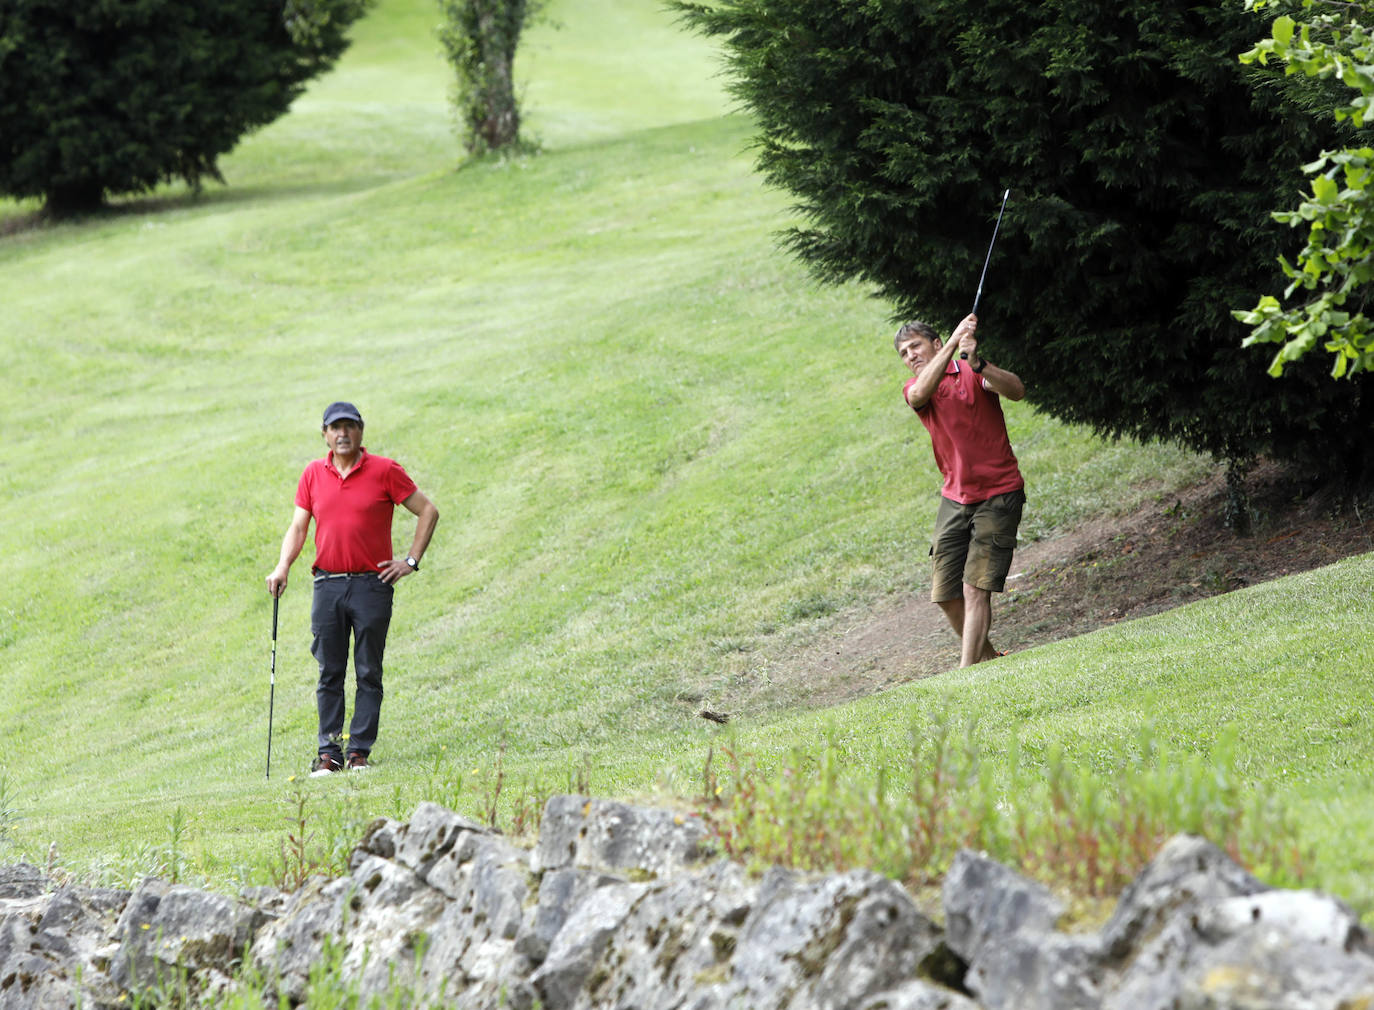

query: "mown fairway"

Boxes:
[3, 0, 1372, 910]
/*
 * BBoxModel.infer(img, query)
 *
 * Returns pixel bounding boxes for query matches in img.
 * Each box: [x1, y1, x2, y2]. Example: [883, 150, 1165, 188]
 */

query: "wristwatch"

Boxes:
[972, 357, 988, 373]
[405, 556, 420, 572]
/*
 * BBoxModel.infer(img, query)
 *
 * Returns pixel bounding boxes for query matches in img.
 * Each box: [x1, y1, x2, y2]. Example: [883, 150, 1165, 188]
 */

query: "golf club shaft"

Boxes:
[267, 593, 278, 779]
[963, 188, 1011, 359]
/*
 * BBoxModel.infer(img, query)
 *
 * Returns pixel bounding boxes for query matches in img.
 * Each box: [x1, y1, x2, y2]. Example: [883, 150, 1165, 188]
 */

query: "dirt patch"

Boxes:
[716, 459, 1374, 714]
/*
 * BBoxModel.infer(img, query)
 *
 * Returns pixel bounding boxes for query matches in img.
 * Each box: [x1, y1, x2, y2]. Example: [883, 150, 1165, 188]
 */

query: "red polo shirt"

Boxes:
[295, 449, 418, 573]
[904, 359, 1023, 504]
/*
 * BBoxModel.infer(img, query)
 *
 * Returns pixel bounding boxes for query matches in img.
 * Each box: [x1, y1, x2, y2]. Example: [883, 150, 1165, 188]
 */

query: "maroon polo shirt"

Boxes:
[904, 358, 1023, 504]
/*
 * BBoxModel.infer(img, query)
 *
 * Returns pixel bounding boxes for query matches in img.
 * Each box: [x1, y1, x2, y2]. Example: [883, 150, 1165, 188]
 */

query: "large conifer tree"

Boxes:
[674, 0, 1373, 483]
[0, 0, 372, 216]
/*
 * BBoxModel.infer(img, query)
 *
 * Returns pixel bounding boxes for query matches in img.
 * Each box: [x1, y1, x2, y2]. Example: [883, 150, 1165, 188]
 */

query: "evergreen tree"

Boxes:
[0, 0, 372, 216]
[673, 0, 1374, 484]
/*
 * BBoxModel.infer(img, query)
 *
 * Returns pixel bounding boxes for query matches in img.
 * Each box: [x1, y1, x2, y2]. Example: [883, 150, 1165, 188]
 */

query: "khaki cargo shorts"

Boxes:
[929, 489, 1025, 602]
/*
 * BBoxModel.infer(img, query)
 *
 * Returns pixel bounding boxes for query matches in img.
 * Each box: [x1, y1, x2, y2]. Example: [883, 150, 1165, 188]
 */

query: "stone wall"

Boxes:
[0, 796, 1371, 1008]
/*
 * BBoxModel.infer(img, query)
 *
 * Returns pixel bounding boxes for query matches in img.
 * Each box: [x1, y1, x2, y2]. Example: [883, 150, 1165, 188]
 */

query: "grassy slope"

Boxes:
[2, 0, 1371, 908]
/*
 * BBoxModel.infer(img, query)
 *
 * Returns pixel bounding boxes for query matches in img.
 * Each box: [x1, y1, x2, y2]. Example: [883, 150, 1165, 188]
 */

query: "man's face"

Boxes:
[323, 419, 362, 457]
[898, 334, 940, 374]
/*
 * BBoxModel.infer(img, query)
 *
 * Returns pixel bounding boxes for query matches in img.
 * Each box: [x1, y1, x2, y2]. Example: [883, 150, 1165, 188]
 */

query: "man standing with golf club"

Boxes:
[896, 314, 1025, 667]
[266, 402, 439, 775]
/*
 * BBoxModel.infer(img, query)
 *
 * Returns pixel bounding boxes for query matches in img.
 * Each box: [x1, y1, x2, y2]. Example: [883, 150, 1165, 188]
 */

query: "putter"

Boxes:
[267, 593, 278, 779]
[962, 188, 1011, 359]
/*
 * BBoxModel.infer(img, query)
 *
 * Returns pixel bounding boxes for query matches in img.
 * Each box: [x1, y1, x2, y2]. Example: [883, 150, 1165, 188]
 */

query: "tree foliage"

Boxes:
[673, 0, 1374, 482]
[437, 0, 542, 156]
[0, 0, 371, 216]
[1235, 0, 1374, 379]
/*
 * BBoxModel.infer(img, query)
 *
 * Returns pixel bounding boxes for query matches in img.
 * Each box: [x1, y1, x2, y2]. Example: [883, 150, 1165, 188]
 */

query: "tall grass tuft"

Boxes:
[701, 711, 1309, 897]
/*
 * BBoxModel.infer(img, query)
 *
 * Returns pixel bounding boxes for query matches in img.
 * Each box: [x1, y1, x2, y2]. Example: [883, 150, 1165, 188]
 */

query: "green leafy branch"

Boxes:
[1235, 0, 1374, 378]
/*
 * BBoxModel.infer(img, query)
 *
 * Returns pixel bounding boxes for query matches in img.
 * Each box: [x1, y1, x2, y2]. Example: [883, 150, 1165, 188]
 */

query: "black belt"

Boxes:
[313, 570, 375, 582]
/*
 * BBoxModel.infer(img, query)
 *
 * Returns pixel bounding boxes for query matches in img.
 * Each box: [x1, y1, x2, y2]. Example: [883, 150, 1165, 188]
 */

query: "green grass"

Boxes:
[3, 0, 1372, 924]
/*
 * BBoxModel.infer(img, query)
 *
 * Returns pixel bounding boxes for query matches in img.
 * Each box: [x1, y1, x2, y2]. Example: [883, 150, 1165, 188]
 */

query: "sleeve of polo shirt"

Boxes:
[388, 460, 419, 504]
[294, 465, 315, 512]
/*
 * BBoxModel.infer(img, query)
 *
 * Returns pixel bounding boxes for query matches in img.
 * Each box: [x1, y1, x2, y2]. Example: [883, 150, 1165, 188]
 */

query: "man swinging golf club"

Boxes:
[266, 402, 439, 775]
[896, 315, 1026, 668]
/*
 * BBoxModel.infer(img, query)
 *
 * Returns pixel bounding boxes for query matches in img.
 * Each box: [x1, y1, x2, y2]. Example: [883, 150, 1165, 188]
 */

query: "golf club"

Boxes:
[267, 592, 278, 779]
[962, 187, 1011, 359]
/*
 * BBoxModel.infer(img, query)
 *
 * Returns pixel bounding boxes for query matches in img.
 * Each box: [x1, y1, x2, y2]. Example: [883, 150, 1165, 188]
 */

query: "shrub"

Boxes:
[0, 0, 372, 216]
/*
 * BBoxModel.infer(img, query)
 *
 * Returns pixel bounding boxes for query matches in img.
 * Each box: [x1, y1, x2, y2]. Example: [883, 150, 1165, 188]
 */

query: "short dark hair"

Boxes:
[894, 320, 939, 351]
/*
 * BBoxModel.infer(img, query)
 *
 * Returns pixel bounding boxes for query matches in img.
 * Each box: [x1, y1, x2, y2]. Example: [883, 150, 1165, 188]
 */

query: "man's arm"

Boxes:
[266, 506, 312, 597]
[975, 361, 1025, 401]
[952, 317, 1026, 402]
[904, 316, 973, 409]
[377, 490, 440, 584]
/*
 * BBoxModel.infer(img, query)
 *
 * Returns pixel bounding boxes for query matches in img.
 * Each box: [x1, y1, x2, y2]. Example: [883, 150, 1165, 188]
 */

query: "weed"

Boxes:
[271, 779, 331, 891]
[421, 745, 465, 811]
[700, 711, 1310, 898]
[567, 753, 593, 796]
[482, 740, 508, 829]
[314, 778, 378, 878]
[162, 806, 189, 885]
[0, 771, 23, 851]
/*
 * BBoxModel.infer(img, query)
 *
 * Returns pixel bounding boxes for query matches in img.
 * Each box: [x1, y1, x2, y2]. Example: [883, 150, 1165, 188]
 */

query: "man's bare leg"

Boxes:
[937, 597, 965, 636]
[937, 588, 1000, 667]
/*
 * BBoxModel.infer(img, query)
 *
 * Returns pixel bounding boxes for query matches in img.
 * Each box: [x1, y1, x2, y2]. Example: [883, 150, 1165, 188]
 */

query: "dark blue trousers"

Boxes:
[310, 573, 393, 758]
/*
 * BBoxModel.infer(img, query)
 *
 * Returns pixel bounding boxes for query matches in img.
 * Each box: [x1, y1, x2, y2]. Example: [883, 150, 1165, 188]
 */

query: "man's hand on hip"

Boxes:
[377, 559, 415, 584]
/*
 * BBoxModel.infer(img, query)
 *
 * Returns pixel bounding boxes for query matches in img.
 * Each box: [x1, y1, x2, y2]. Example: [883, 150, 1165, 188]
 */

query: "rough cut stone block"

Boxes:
[529, 881, 651, 1010]
[391, 801, 489, 878]
[109, 879, 259, 994]
[335, 855, 447, 997]
[534, 795, 712, 878]
[964, 930, 1102, 1010]
[414, 831, 531, 1007]
[725, 867, 943, 1010]
[1106, 879, 1374, 1010]
[556, 860, 754, 1010]
[514, 867, 623, 966]
[942, 848, 1063, 965]
[1099, 834, 1266, 960]
[1176, 928, 1374, 1009]
[0, 865, 44, 901]
[250, 875, 351, 1005]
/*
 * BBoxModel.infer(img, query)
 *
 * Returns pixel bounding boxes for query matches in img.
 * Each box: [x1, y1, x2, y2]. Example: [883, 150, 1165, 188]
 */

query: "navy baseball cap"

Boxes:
[322, 401, 363, 426]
